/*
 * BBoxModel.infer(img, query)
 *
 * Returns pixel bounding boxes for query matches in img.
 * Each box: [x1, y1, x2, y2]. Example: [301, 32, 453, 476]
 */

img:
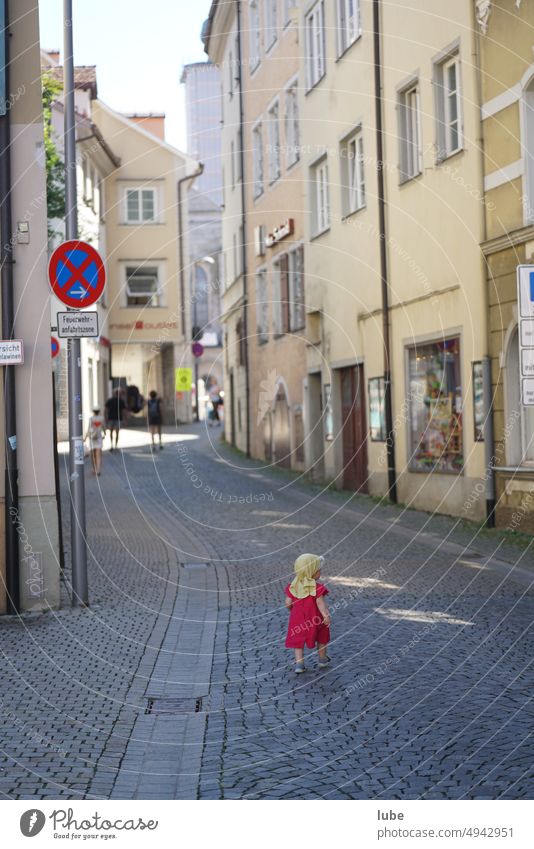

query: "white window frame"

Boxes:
[341, 127, 365, 215]
[435, 52, 463, 160]
[272, 257, 283, 336]
[249, 0, 261, 72]
[336, 0, 360, 57]
[123, 187, 158, 224]
[306, 1, 326, 90]
[288, 243, 305, 331]
[228, 49, 234, 99]
[123, 262, 165, 308]
[256, 267, 269, 343]
[285, 78, 300, 169]
[283, 0, 293, 27]
[311, 156, 330, 236]
[398, 82, 422, 183]
[252, 121, 264, 199]
[267, 99, 281, 184]
[265, 0, 278, 52]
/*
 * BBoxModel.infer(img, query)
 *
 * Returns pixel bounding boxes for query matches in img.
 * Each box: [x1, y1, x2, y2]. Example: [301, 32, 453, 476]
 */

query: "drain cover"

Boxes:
[181, 562, 210, 570]
[145, 697, 203, 715]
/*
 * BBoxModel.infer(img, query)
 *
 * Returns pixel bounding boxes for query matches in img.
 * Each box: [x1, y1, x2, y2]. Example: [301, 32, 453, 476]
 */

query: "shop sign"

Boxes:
[265, 219, 294, 248]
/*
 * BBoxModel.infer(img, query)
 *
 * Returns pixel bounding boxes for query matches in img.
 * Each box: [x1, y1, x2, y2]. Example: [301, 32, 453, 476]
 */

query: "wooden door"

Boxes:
[340, 365, 368, 492]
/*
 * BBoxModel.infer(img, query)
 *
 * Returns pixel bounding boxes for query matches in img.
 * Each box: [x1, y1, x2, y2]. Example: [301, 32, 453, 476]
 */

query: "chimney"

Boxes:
[46, 50, 60, 65]
[125, 113, 166, 141]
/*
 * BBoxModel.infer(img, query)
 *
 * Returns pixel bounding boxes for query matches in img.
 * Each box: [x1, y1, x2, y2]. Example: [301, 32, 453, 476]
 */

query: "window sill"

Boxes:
[253, 190, 265, 203]
[265, 37, 278, 56]
[341, 203, 366, 221]
[305, 73, 326, 96]
[285, 156, 301, 174]
[335, 32, 362, 63]
[408, 465, 464, 476]
[494, 465, 534, 473]
[310, 225, 330, 241]
[435, 146, 465, 166]
[399, 171, 422, 187]
[122, 305, 166, 310]
[258, 337, 269, 346]
[120, 221, 164, 226]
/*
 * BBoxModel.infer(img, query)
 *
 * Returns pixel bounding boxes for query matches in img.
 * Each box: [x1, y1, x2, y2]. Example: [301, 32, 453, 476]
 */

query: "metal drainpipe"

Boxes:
[0, 0, 20, 613]
[471, 3, 496, 527]
[373, 0, 397, 503]
[177, 164, 204, 338]
[236, 0, 251, 458]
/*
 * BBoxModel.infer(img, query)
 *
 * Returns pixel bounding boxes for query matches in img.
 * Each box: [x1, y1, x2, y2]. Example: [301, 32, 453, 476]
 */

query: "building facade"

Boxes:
[0, 0, 61, 613]
[477, 0, 534, 531]
[181, 62, 224, 417]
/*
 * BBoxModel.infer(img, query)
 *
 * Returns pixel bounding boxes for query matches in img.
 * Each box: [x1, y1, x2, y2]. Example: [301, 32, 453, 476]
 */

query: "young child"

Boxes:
[285, 553, 331, 674]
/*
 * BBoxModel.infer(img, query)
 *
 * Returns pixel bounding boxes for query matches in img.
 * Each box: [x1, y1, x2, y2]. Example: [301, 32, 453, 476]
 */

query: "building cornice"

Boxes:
[481, 224, 534, 256]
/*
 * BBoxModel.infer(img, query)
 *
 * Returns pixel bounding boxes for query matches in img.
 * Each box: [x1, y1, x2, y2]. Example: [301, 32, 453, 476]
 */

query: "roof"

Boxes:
[180, 61, 216, 83]
[45, 65, 97, 99]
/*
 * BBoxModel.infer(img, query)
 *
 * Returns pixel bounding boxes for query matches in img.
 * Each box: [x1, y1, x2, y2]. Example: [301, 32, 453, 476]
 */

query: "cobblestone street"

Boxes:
[1, 424, 533, 800]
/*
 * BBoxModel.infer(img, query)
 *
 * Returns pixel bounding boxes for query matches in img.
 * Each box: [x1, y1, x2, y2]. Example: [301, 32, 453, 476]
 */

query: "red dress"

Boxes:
[285, 582, 330, 649]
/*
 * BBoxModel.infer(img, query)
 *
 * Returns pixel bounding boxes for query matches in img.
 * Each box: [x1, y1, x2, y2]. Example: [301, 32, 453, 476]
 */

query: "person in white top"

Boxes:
[85, 407, 106, 475]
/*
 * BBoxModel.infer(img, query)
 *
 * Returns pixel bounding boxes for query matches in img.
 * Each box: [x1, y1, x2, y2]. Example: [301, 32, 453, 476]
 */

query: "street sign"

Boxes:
[57, 311, 99, 338]
[517, 266, 534, 404]
[0, 340, 24, 365]
[51, 336, 60, 359]
[192, 341, 204, 358]
[175, 367, 193, 392]
[48, 240, 106, 309]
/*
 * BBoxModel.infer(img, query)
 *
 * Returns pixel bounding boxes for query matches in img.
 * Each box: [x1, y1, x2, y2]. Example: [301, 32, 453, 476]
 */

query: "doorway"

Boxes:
[340, 365, 368, 492]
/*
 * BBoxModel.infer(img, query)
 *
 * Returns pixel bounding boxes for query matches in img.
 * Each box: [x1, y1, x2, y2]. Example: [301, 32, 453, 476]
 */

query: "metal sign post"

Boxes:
[64, 0, 88, 606]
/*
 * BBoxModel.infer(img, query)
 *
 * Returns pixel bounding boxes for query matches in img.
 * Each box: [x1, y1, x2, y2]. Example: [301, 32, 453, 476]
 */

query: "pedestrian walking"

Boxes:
[208, 382, 222, 426]
[147, 390, 163, 450]
[285, 553, 331, 674]
[85, 407, 106, 476]
[105, 388, 127, 451]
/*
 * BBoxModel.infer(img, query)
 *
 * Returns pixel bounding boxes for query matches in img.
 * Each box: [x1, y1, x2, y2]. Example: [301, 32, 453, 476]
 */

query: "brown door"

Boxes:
[340, 365, 368, 492]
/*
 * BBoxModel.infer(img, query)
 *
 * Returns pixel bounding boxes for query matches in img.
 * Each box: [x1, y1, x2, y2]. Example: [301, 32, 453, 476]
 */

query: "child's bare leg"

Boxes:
[317, 643, 328, 659]
[294, 648, 304, 664]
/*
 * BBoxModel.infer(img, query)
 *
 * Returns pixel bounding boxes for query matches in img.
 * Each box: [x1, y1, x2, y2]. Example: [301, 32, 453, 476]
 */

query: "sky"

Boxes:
[38, 0, 213, 151]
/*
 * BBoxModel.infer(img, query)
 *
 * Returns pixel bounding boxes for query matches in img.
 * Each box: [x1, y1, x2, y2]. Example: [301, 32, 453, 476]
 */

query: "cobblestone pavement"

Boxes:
[0, 424, 533, 800]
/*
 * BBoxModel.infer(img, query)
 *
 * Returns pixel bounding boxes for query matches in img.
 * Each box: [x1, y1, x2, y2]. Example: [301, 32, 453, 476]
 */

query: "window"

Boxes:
[288, 244, 305, 330]
[256, 268, 269, 343]
[306, 2, 325, 89]
[285, 81, 300, 168]
[341, 128, 365, 215]
[311, 157, 330, 235]
[272, 256, 283, 335]
[125, 188, 157, 223]
[249, 1, 261, 71]
[407, 338, 463, 473]
[398, 83, 422, 182]
[368, 377, 386, 441]
[337, 0, 360, 56]
[125, 265, 161, 307]
[265, 0, 278, 51]
[283, 0, 293, 26]
[253, 122, 264, 198]
[435, 53, 462, 159]
[228, 50, 234, 99]
[267, 101, 281, 184]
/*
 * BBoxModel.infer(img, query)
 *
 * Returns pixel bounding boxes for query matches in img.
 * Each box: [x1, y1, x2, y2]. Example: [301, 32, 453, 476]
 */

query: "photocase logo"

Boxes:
[257, 368, 279, 425]
[20, 809, 46, 837]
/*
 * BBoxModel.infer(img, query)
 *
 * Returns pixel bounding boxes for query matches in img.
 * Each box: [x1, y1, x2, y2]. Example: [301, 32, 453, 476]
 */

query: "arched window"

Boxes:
[505, 326, 534, 464]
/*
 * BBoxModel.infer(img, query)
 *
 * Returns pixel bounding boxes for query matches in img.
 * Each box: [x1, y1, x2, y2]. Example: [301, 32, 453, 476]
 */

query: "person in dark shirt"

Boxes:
[105, 389, 127, 450]
[146, 390, 163, 450]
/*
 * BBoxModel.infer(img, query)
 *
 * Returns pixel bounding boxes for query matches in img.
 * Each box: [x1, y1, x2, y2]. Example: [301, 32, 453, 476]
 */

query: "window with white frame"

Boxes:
[311, 157, 330, 235]
[272, 256, 283, 335]
[267, 101, 281, 184]
[435, 52, 462, 160]
[249, 0, 261, 71]
[341, 128, 365, 215]
[283, 0, 293, 26]
[252, 122, 264, 198]
[337, 0, 360, 56]
[285, 80, 300, 168]
[124, 187, 157, 223]
[306, 1, 326, 90]
[228, 50, 234, 99]
[125, 265, 162, 307]
[265, 0, 278, 51]
[256, 268, 269, 342]
[288, 244, 305, 330]
[398, 83, 422, 182]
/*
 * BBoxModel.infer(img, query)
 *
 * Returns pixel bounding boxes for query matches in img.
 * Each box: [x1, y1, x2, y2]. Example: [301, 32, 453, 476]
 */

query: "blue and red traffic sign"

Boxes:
[51, 336, 60, 359]
[48, 240, 106, 309]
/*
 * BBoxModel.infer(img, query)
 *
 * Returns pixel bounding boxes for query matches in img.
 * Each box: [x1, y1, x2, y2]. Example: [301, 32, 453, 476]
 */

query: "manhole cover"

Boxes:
[145, 697, 203, 715]
[181, 562, 210, 570]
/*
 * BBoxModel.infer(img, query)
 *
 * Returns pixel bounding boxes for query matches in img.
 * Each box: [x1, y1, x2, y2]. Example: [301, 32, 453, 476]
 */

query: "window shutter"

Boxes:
[280, 253, 290, 333]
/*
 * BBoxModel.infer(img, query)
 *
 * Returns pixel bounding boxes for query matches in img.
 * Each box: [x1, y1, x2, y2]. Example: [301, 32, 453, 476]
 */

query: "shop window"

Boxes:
[408, 338, 463, 473]
[368, 376, 386, 441]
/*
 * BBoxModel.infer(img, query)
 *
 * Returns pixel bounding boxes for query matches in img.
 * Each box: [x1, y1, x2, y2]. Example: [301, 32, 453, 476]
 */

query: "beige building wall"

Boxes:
[0, 0, 60, 612]
[243, 2, 307, 468]
[93, 101, 197, 424]
[478, 0, 534, 531]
